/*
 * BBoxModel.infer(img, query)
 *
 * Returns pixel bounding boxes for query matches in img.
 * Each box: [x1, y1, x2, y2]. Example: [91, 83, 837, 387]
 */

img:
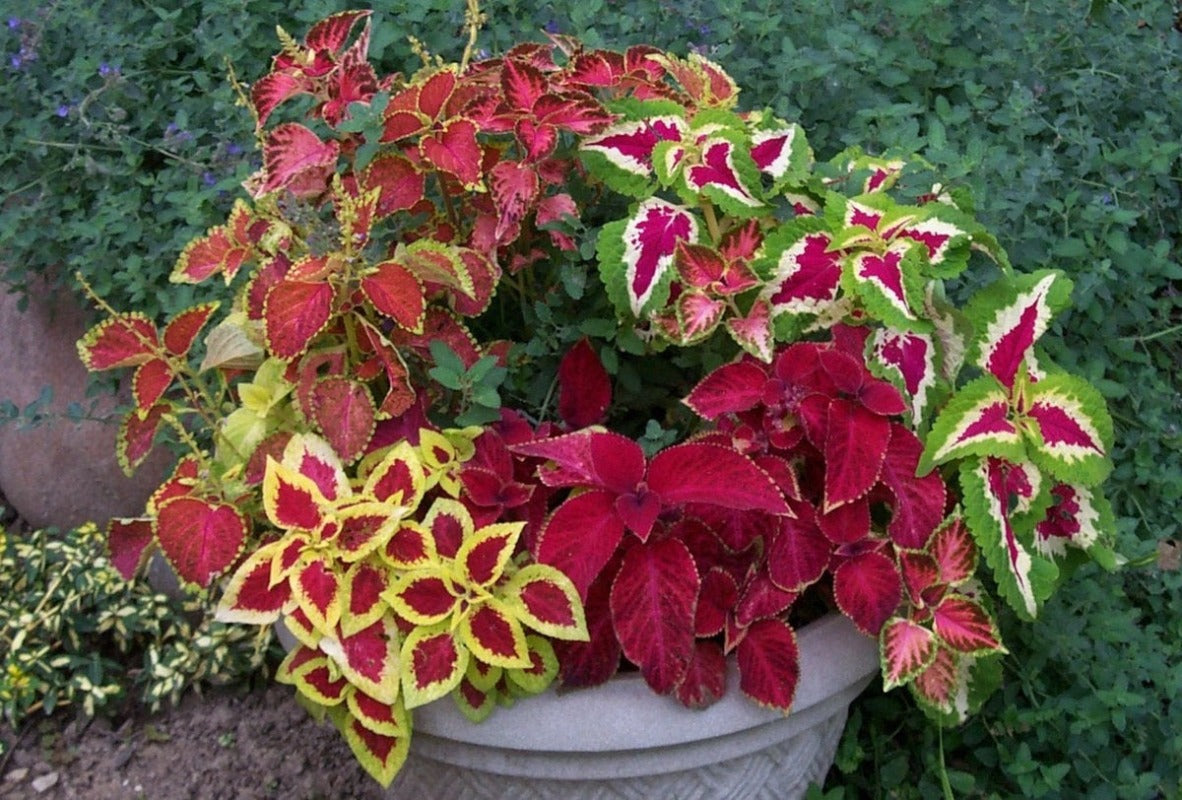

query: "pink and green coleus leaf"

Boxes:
[843, 241, 932, 333]
[880, 616, 938, 691]
[1034, 482, 1115, 562]
[736, 617, 800, 712]
[966, 270, 1072, 389]
[932, 595, 1004, 655]
[960, 457, 1059, 619]
[918, 376, 1025, 474]
[609, 537, 700, 695]
[726, 298, 775, 362]
[596, 198, 698, 318]
[928, 516, 978, 587]
[682, 137, 765, 217]
[579, 115, 687, 196]
[869, 327, 940, 426]
[894, 209, 972, 277]
[1022, 373, 1113, 485]
[749, 123, 811, 184]
[758, 217, 844, 321]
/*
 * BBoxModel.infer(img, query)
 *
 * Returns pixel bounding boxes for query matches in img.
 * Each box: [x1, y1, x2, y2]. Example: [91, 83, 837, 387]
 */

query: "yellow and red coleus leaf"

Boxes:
[420, 117, 482, 188]
[879, 616, 938, 691]
[340, 714, 410, 789]
[500, 564, 587, 641]
[364, 154, 426, 218]
[505, 634, 560, 695]
[609, 537, 700, 695]
[918, 376, 1026, 474]
[967, 270, 1071, 389]
[736, 617, 800, 712]
[833, 550, 902, 636]
[400, 625, 469, 709]
[162, 301, 221, 357]
[384, 567, 458, 625]
[215, 540, 294, 625]
[283, 431, 350, 501]
[77, 313, 159, 371]
[292, 557, 344, 634]
[382, 522, 437, 570]
[1022, 374, 1112, 485]
[456, 521, 522, 588]
[155, 496, 249, 588]
[277, 646, 349, 707]
[318, 616, 402, 704]
[334, 501, 400, 563]
[346, 687, 409, 738]
[362, 440, 426, 508]
[131, 358, 173, 413]
[263, 278, 336, 360]
[339, 560, 391, 636]
[460, 598, 531, 669]
[263, 457, 329, 532]
[106, 517, 154, 581]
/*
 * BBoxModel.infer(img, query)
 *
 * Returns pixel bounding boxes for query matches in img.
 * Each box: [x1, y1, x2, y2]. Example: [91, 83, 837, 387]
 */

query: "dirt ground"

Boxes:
[0, 683, 389, 800]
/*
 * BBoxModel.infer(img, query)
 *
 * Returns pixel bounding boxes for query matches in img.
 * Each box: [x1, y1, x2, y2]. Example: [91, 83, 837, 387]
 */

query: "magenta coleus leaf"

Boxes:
[683, 359, 768, 420]
[535, 490, 626, 600]
[684, 138, 764, 215]
[648, 442, 790, 515]
[106, 518, 154, 581]
[557, 338, 612, 429]
[879, 425, 947, 549]
[676, 640, 727, 709]
[734, 570, 797, 628]
[823, 398, 892, 511]
[736, 617, 800, 712]
[834, 550, 903, 636]
[580, 116, 687, 194]
[309, 377, 376, 464]
[767, 511, 833, 592]
[845, 242, 929, 332]
[871, 327, 938, 424]
[609, 537, 699, 695]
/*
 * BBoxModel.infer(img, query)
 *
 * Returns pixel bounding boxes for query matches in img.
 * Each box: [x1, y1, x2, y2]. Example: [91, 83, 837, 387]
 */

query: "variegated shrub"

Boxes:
[77, 6, 1116, 785]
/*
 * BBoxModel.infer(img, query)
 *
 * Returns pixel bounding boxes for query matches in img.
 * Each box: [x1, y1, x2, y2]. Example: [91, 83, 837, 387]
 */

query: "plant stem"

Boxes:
[458, 0, 485, 73]
[700, 199, 721, 243]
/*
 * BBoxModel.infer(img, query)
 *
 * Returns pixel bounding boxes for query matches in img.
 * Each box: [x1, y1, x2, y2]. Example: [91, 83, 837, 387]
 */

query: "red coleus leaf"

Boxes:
[611, 537, 699, 695]
[304, 9, 371, 58]
[131, 359, 172, 414]
[557, 338, 612, 429]
[155, 496, 248, 588]
[676, 640, 728, 709]
[696, 567, 739, 637]
[880, 616, 938, 691]
[264, 279, 335, 359]
[364, 154, 425, 218]
[823, 398, 892, 511]
[293, 557, 343, 633]
[310, 377, 375, 464]
[162, 302, 219, 356]
[251, 71, 310, 129]
[420, 117, 482, 188]
[767, 510, 833, 592]
[535, 490, 626, 600]
[171, 219, 252, 285]
[736, 617, 800, 712]
[817, 498, 871, 545]
[490, 158, 540, 244]
[258, 123, 340, 196]
[622, 197, 698, 316]
[683, 360, 768, 419]
[648, 442, 791, 515]
[833, 550, 902, 636]
[77, 313, 158, 371]
[555, 558, 624, 689]
[733, 570, 797, 629]
[932, 596, 1003, 654]
[361, 260, 425, 332]
[879, 425, 947, 549]
[106, 518, 154, 581]
[898, 550, 941, 606]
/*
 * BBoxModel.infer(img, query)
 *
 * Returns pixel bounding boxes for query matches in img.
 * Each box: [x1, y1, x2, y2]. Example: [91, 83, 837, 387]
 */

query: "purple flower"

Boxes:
[9, 54, 21, 69]
[202, 171, 217, 187]
[98, 61, 119, 77]
[7, 17, 19, 30]
[56, 104, 69, 117]
[226, 142, 244, 156]
[545, 19, 560, 34]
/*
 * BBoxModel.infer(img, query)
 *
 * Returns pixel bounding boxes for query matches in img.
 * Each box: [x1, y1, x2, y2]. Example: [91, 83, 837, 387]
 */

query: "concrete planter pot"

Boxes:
[384, 613, 877, 799]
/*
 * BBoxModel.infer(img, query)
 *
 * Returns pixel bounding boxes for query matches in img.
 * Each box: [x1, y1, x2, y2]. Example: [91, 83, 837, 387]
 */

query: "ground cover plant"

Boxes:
[4, 0, 1179, 796]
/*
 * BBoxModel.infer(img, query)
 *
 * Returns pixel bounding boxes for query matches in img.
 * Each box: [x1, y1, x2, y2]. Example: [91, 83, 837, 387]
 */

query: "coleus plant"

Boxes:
[76, 6, 1117, 786]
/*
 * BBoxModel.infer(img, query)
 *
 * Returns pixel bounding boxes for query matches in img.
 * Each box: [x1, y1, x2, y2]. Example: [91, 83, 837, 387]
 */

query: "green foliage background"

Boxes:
[1, 0, 1179, 796]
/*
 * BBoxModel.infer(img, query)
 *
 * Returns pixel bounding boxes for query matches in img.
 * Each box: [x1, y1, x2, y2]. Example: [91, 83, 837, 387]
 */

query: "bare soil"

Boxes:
[0, 683, 388, 800]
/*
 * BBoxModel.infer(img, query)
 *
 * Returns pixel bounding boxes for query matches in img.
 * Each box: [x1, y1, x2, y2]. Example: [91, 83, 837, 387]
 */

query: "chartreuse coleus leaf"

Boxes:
[757, 215, 844, 327]
[843, 240, 932, 333]
[1020, 373, 1113, 486]
[918, 376, 1026, 474]
[580, 115, 688, 197]
[336, 701, 411, 788]
[966, 270, 1073, 389]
